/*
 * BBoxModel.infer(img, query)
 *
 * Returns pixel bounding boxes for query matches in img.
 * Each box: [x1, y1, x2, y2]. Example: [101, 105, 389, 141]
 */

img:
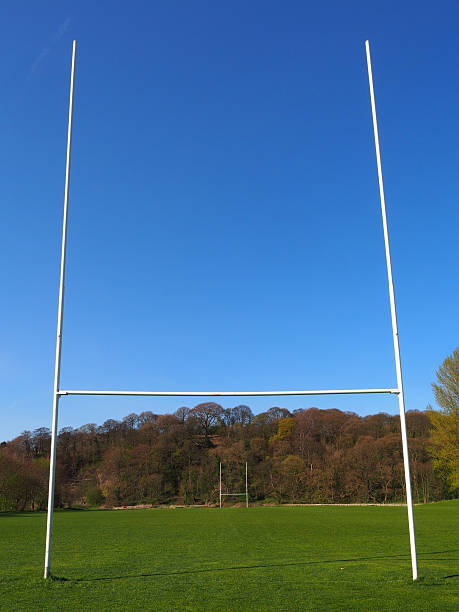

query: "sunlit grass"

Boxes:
[1, 501, 458, 610]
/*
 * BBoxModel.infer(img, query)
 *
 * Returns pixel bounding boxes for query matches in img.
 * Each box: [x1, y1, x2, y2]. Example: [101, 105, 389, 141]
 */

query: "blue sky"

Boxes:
[1, 1, 458, 441]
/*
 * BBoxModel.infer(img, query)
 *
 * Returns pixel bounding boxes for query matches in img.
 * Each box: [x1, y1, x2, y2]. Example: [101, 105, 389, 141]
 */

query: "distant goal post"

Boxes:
[219, 462, 249, 509]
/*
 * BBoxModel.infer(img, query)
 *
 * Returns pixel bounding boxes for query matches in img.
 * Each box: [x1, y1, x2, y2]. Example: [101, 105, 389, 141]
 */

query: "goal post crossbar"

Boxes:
[57, 388, 399, 397]
[220, 493, 246, 496]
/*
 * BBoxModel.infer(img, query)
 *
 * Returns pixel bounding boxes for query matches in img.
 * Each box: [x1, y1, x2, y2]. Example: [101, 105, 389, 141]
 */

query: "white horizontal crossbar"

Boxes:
[221, 493, 246, 496]
[58, 388, 399, 397]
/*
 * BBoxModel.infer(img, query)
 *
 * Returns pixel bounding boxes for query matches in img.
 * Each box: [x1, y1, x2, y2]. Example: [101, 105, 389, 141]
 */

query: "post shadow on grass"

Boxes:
[51, 550, 459, 583]
[0, 508, 88, 518]
[50, 574, 70, 582]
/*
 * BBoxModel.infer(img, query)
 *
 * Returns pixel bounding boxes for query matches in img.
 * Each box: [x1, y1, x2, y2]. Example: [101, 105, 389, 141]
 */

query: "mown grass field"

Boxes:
[1, 501, 458, 611]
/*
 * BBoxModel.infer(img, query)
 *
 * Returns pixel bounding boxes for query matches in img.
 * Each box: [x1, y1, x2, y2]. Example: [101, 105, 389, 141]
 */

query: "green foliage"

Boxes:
[269, 417, 295, 443]
[0, 503, 458, 610]
[427, 348, 459, 494]
[85, 487, 105, 507]
[427, 408, 459, 493]
[432, 348, 459, 412]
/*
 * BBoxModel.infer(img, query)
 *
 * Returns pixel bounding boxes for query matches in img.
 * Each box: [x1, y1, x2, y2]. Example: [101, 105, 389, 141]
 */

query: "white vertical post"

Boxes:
[219, 462, 222, 508]
[245, 461, 248, 508]
[44, 40, 77, 580]
[365, 40, 418, 581]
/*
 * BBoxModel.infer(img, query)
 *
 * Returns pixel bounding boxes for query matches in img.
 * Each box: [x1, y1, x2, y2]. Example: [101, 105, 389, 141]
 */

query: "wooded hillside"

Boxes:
[0, 405, 451, 511]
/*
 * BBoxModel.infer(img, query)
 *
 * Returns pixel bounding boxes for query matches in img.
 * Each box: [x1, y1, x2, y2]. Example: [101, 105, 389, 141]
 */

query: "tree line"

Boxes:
[0, 406, 450, 511]
[1, 349, 457, 512]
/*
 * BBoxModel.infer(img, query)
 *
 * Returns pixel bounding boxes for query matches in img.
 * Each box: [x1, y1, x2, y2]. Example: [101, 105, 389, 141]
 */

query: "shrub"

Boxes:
[86, 487, 105, 507]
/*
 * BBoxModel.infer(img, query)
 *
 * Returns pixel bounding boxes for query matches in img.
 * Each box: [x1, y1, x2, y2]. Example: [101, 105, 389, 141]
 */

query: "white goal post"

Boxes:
[43, 40, 418, 580]
[219, 462, 249, 508]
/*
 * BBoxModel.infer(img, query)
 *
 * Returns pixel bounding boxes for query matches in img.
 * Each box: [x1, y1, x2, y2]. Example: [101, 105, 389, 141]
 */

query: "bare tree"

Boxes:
[191, 402, 223, 446]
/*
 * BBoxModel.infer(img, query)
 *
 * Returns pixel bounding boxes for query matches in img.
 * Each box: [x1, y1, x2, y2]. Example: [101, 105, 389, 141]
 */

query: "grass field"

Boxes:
[1, 501, 458, 611]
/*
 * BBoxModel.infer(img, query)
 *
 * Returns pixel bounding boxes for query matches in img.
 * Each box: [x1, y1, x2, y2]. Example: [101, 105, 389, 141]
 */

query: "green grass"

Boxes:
[1, 502, 458, 611]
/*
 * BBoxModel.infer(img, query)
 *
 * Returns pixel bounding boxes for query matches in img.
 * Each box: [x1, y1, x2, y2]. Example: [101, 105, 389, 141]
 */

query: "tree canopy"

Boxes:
[0, 405, 445, 511]
[427, 348, 459, 493]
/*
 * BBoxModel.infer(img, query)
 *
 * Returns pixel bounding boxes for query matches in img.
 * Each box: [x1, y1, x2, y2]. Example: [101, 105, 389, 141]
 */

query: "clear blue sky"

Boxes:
[1, 1, 458, 441]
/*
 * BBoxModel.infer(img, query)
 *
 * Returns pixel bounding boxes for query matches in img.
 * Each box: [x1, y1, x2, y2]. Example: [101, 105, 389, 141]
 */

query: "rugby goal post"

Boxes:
[219, 462, 249, 508]
[44, 40, 418, 580]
